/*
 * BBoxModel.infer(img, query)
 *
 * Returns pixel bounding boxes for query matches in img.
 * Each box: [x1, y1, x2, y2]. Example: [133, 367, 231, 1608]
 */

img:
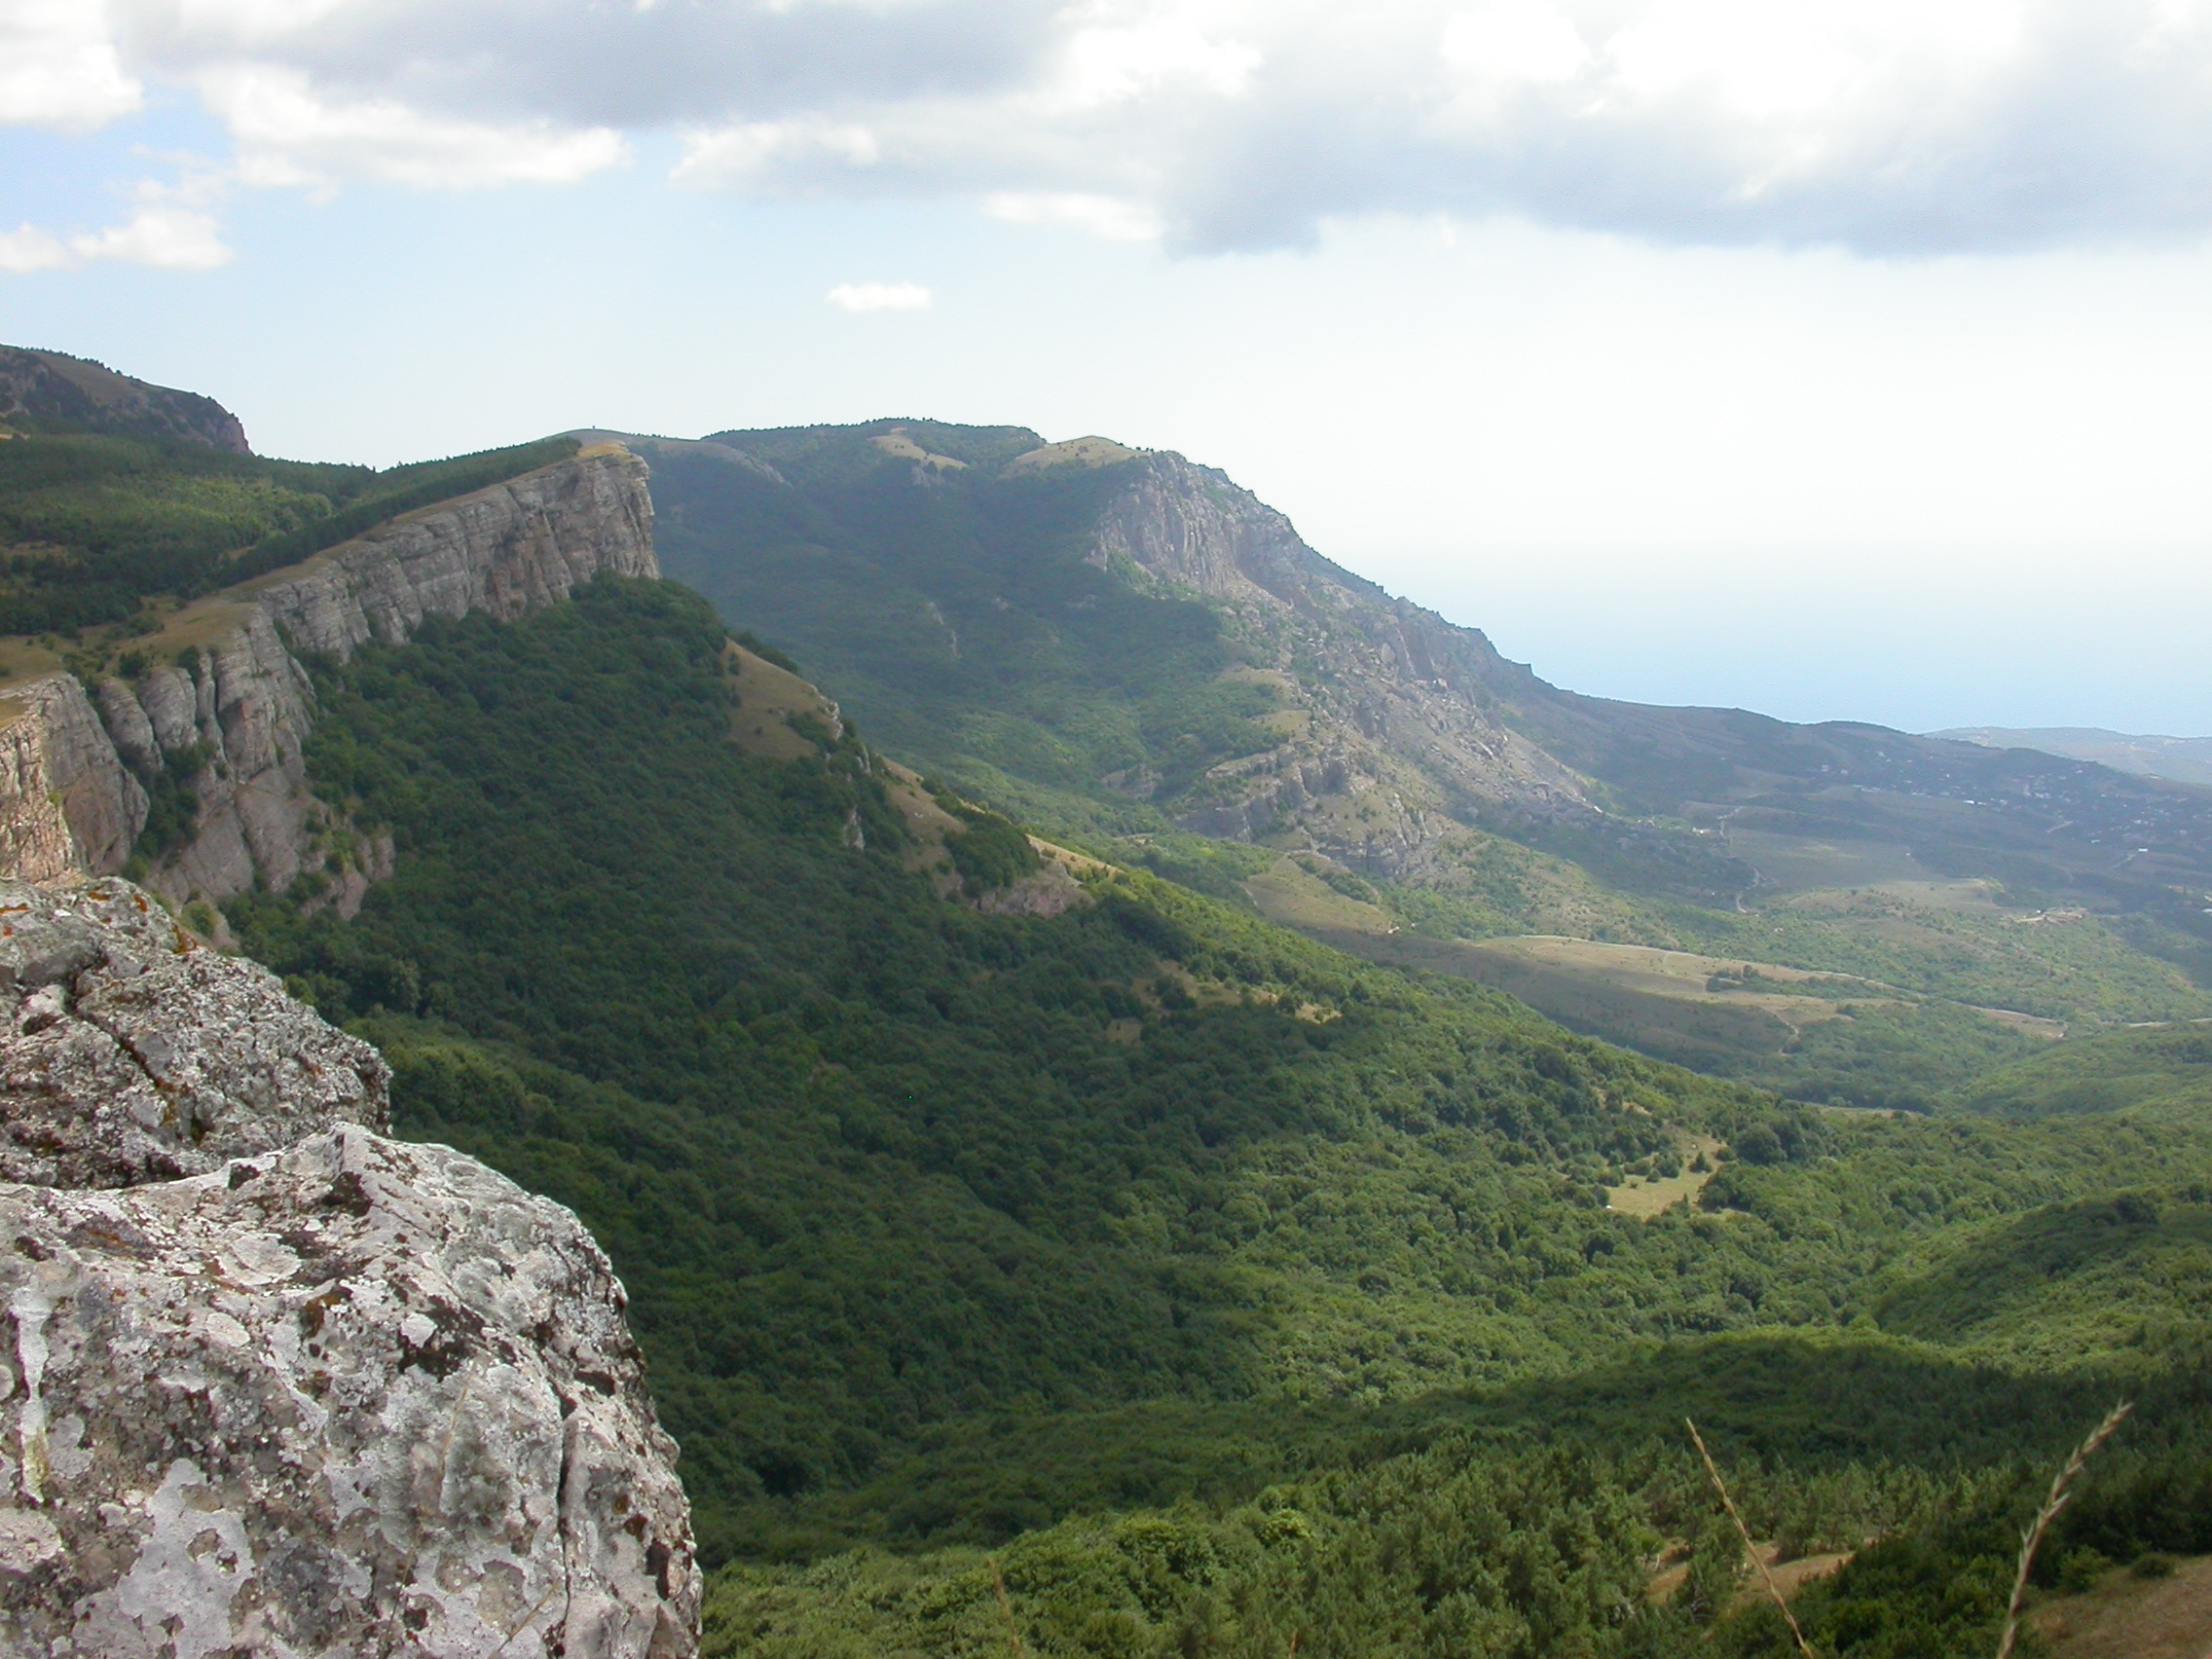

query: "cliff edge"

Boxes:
[0, 445, 655, 903]
[1088, 451, 1590, 866]
[0, 874, 699, 1657]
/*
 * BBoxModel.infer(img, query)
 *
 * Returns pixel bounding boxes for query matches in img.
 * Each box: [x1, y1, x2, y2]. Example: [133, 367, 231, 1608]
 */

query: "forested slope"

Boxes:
[206, 575, 2212, 1657]
[634, 418, 2212, 1113]
[10, 357, 2212, 1655]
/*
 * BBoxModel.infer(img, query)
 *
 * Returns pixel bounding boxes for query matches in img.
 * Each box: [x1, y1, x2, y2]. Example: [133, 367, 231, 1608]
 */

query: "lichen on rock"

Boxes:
[0, 870, 700, 1655]
[0, 875, 388, 1189]
[0, 1126, 698, 1658]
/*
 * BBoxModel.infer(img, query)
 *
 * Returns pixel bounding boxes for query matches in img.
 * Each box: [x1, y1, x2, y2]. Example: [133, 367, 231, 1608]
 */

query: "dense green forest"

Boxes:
[203, 575, 2212, 1655]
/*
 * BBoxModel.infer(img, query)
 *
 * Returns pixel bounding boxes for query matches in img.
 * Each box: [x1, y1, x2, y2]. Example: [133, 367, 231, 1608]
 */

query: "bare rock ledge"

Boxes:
[0, 1127, 698, 1658]
[0, 875, 388, 1189]
[0, 875, 699, 1657]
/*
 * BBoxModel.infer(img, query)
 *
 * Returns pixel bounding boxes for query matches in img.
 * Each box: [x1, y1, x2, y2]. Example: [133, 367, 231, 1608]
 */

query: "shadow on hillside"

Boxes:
[732, 1330, 2127, 1560]
[1874, 1188, 2212, 1343]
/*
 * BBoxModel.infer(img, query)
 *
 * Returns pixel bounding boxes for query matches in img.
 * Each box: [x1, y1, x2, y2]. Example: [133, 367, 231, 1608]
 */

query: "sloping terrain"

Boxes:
[0, 343, 249, 452]
[632, 418, 2212, 1108]
[193, 574, 2212, 1659]
[9, 356, 2212, 1656]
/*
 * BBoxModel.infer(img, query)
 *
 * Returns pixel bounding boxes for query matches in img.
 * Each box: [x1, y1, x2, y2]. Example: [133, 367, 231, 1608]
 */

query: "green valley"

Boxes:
[6, 356, 2212, 1656]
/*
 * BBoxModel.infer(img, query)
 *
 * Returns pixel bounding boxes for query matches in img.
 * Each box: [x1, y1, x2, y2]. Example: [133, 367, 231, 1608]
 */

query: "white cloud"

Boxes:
[674, 120, 882, 189]
[1441, 2, 1591, 89]
[827, 280, 933, 312]
[0, 0, 142, 129]
[985, 191, 1163, 240]
[0, 203, 232, 276]
[200, 64, 626, 189]
[0, 225, 71, 274]
[1051, 16, 1263, 110]
[23, 0, 2212, 255]
[71, 204, 232, 269]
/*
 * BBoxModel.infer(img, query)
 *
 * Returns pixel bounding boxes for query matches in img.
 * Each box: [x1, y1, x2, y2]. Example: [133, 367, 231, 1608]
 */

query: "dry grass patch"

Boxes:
[2030, 1557, 2212, 1658]
[1003, 435, 1146, 472]
[723, 641, 844, 761]
[1242, 856, 1396, 937]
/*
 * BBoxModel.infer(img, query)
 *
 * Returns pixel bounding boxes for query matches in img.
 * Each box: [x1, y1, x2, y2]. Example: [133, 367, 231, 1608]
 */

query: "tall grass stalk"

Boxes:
[1993, 1400, 2133, 1659]
[989, 1556, 1029, 1657]
[1687, 1418, 1819, 1659]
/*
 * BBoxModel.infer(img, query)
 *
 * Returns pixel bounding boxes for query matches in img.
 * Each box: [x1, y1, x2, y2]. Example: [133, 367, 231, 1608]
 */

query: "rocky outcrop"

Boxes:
[0, 448, 656, 902]
[0, 679, 148, 886]
[0, 346, 250, 453]
[0, 1126, 698, 1659]
[1090, 453, 1590, 874]
[0, 875, 387, 1187]
[0, 873, 699, 1657]
[250, 446, 656, 660]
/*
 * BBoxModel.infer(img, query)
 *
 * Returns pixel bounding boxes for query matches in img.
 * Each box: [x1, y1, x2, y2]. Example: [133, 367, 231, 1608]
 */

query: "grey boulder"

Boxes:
[0, 1125, 698, 1658]
[0, 876, 389, 1188]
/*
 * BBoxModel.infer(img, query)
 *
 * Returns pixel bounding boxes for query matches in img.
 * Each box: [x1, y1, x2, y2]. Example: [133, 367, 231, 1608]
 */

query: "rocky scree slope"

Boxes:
[0, 445, 655, 906]
[1083, 449, 1592, 856]
[1083, 448, 2212, 917]
[0, 873, 698, 1657]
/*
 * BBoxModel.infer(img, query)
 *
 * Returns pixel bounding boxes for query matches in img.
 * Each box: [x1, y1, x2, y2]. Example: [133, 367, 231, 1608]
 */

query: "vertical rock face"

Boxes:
[0, 448, 656, 902]
[0, 874, 699, 1657]
[1089, 453, 1590, 872]
[0, 678, 148, 886]
[252, 447, 658, 659]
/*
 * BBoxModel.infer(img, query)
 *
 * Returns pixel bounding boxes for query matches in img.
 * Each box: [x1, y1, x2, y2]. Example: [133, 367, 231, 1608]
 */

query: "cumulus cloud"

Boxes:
[199, 64, 626, 189]
[16, 0, 2212, 256]
[0, 226, 71, 276]
[0, 205, 231, 274]
[0, 0, 141, 129]
[985, 191, 1165, 241]
[827, 280, 933, 313]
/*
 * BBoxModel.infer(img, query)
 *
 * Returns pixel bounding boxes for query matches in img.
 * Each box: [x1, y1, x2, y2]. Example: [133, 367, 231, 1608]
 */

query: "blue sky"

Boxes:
[5, 1, 2211, 734]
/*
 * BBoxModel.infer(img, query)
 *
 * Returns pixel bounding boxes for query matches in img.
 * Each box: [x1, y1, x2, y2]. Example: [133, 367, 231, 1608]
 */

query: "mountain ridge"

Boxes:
[628, 415, 2212, 1108]
[1936, 724, 2212, 791]
[8, 359, 2212, 1654]
[0, 344, 250, 453]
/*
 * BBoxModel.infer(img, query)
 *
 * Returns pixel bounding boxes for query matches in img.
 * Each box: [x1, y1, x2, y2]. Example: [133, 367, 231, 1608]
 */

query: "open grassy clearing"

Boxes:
[2031, 1554, 2212, 1659]
[1605, 1131, 1725, 1217]
[722, 639, 846, 761]
[1725, 827, 1939, 892]
[1672, 882, 2212, 1025]
[1241, 854, 1398, 935]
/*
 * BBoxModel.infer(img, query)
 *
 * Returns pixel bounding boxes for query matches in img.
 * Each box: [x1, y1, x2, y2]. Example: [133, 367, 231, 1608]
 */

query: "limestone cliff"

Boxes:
[0, 874, 699, 1657]
[1089, 452, 1589, 873]
[0, 447, 655, 902]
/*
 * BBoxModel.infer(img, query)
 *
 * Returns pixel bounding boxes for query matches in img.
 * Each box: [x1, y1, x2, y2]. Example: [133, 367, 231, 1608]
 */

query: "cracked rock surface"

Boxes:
[0, 1126, 698, 1658]
[0, 876, 389, 1188]
[0, 873, 699, 1655]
